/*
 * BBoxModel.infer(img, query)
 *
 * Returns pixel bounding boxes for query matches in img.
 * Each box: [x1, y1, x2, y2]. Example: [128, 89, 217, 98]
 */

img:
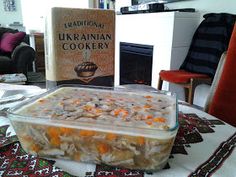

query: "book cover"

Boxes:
[45, 7, 115, 89]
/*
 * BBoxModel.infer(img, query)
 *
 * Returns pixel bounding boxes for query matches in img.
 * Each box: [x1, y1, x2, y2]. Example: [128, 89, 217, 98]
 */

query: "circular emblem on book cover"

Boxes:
[74, 50, 98, 77]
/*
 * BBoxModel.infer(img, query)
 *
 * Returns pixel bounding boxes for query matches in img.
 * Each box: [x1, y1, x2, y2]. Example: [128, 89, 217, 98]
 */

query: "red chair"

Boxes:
[208, 24, 236, 127]
[158, 13, 236, 105]
[158, 70, 212, 104]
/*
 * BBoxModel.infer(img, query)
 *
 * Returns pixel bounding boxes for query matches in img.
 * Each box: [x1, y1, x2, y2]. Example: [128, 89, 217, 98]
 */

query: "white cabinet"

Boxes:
[115, 12, 200, 88]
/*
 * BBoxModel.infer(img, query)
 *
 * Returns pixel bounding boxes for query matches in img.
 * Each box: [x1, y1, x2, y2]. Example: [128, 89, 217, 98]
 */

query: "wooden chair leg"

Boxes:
[188, 78, 198, 105]
[158, 77, 163, 90]
[188, 86, 194, 104]
[184, 87, 189, 103]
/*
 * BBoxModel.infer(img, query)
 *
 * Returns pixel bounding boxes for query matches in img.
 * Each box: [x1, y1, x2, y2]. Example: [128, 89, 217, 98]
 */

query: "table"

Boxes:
[0, 88, 235, 177]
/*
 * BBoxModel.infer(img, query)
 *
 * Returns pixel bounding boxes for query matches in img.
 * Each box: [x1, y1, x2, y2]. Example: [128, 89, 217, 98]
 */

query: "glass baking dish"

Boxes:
[7, 85, 179, 171]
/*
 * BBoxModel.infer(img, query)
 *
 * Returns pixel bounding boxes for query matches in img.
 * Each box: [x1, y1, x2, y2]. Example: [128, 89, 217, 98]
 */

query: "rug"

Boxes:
[27, 72, 45, 83]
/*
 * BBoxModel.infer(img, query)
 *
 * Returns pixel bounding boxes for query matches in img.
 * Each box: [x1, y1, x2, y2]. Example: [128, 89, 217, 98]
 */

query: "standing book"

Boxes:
[44, 7, 115, 89]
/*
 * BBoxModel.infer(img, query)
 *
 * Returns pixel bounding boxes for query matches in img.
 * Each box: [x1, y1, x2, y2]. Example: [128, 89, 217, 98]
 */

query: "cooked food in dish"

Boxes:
[9, 86, 178, 171]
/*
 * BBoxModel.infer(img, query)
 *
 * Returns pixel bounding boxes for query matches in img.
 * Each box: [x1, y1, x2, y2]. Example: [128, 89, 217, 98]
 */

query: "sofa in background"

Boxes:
[0, 27, 35, 79]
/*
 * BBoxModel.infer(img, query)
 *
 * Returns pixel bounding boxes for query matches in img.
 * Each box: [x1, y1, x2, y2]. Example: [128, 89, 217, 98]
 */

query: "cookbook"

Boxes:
[44, 7, 115, 89]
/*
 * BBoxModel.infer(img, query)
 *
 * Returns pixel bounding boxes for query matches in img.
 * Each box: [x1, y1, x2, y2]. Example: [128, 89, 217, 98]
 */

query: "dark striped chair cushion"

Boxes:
[180, 13, 236, 78]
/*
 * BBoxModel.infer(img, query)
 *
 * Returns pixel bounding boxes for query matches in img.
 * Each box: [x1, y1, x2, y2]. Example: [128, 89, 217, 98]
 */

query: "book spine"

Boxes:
[45, 8, 57, 85]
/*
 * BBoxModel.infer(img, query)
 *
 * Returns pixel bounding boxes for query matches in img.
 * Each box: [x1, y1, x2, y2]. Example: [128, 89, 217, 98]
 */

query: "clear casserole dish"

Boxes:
[7, 85, 179, 171]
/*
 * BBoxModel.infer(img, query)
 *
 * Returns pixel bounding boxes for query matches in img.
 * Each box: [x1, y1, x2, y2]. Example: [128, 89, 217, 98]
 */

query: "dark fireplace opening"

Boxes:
[120, 42, 153, 86]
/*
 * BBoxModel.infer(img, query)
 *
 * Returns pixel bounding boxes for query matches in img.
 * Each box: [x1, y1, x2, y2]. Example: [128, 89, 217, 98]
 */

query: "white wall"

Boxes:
[21, 0, 91, 33]
[115, 0, 131, 12]
[0, 0, 23, 27]
[0, 0, 93, 30]
[166, 0, 236, 17]
[116, 0, 236, 17]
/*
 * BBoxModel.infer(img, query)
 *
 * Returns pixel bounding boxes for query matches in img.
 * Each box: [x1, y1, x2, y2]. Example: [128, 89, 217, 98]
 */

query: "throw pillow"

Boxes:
[0, 27, 18, 39]
[0, 31, 26, 53]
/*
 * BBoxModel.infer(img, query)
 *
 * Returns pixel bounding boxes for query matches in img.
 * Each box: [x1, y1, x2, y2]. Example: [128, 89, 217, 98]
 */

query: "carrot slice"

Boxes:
[31, 144, 40, 152]
[47, 127, 60, 138]
[113, 109, 121, 116]
[120, 109, 129, 117]
[145, 121, 153, 125]
[137, 136, 145, 145]
[79, 130, 95, 137]
[144, 104, 152, 109]
[60, 127, 73, 134]
[153, 117, 167, 123]
[146, 115, 153, 119]
[50, 137, 61, 147]
[97, 142, 109, 154]
[106, 133, 117, 141]
[93, 108, 102, 114]
[83, 105, 92, 111]
[144, 95, 153, 99]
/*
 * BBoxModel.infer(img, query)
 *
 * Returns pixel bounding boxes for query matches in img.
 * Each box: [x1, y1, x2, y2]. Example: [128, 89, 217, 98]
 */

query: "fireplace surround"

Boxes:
[119, 42, 153, 85]
[115, 11, 200, 93]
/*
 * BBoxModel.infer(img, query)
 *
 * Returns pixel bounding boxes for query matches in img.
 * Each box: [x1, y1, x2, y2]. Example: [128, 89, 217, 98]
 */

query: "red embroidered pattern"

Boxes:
[0, 125, 74, 177]
[189, 132, 236, 177]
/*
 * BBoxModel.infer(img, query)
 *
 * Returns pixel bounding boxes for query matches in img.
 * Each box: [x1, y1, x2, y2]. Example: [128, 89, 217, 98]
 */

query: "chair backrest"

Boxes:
[204, 51, 227, 112]
[180, 13, 236, 78]
[208, 23, 236, 127]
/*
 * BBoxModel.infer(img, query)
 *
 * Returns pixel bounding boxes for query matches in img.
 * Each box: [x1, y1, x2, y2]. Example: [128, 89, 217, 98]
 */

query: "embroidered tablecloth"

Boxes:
[0, 104, 235, 177]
